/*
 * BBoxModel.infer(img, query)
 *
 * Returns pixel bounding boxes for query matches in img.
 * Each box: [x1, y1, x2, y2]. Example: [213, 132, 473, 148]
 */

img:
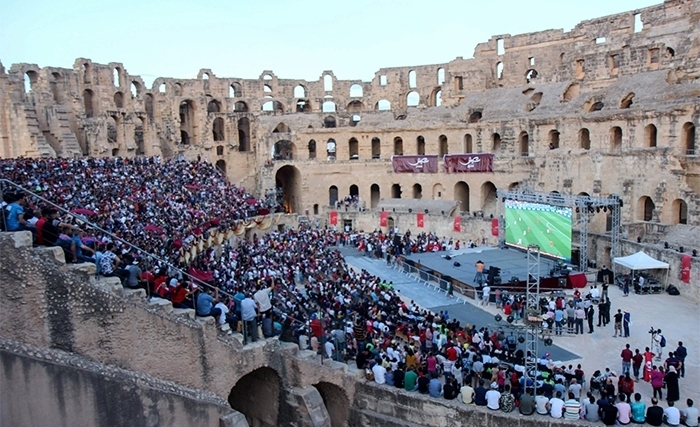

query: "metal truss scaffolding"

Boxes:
[496, 189, 622, 272]
[525, 244, 541, 394]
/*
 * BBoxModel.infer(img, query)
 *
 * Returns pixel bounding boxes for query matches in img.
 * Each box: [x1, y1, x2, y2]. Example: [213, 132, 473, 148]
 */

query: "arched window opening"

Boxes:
[308, 140, 317, 159]
[212, 117, 225, 141]
[234, 101, 248, 112]
[83, 89, 94, 118]
[682, 122, 696, 155]
[349, 185, 359, 197]
[525, 69, 538, 83]
[526, 92, 542, 112]
[464, 134, 473, 153]
[469, 111, 482, 123]
[588, 101, 604, 112]
[114, 92, 124, 108]
[638, 196, 655, 221]
[391, 184, 402, 199]
[406, 91, 420, 107]
[207, 99, 221, 113]
[273, 122, 290, 133]
[322, 101, 336, 113]
[348, 138, 359, 160]
[202, 72, 209, 80]
[549, 130, 560, 149]
[519, 132, 529, 156]
[351, 115, 361, 127]
[130, 81, 140, 98]
[434, 90, 442, 107]
[237, 117, 250, 152]
[620, 93, 634, 109]
[579, 128, 591, 150]
[376, 99, 391, 111]
[313, 204, 319, 215]
[372, 137, 381, 159]
[347, 100, 363, 112]
[113, 68, 120, 87]
[413, 184, 423, 199]
[454, 182, 470, 212]
[293, 85, 306, 98]
[83, 63, 91, 84]
[393, 137, 402, 156]
[672, 199, 688, 224]
[439, 135, 448, 157]
[179, 100, 196, 145]
[324, 74, 333, 92]
[562, 83, 580, 101]
[481, 181, 498, 213]
[349, 84, 363, 97]
[134, 117, 145, 155]
[329, 186, 339, 206]
[216, 145, 224, 156]
[496, 62, 504, 80]
[158, 83, 166, 93]
[492, 133, 501, 151]
[610, 126, 623, 150]
[645, 124, 657, 148]
[437, 68, 445, 85]
[50, 72, 62, 102]
[370, 184, 380, 208]
[326, 139, 336, 160]
[296, 100, 311, 113]
[273, 140, 294, 161]
[263, 84, 272, 93]
[107, 116, 119, 145]
[417, 136, 426, 155]
[263, 74, 272, 80]
[408, 70, 417, 88]
[174, 83, 183, 97]
[216, 159, 226, 173]
[324, 116, 336, 128]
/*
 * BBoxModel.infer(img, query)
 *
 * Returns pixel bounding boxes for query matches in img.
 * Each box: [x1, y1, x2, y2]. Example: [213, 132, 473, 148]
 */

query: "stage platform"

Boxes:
[401, 246, 587, 293]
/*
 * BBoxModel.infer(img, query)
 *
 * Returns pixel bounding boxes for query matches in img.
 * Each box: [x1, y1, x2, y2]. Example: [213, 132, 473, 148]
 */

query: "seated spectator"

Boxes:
[548, 390, 565, 419]
[630, 393, 646, 424]
[564, 392, 581, 420]
[519, 389, 535, 415]
[601, 397, 619, 426]
[485, 382, 501, 410]
[41, 209, 79, 263]
[428, 373, 443, 398]
[616, 393, 632, 425]
[393, 363, 405, 389]
[473, 380, 488, 406]
[535, 388, 550, 415]
[417, 369, 430, 394]
[646, 397, 664, 426]
[460, 378, 474, 404]
[665, 401, 681, 426]
[443, 377, 459, 400]
[5, 193, 36, 233]
[681, 399, 698, 427]
[99, 243, 126, 280]
[583, 394, 600, 422]
[499, 384, 515, 413]
[372, 361, 387, 385]
[404, 366, 418, 392]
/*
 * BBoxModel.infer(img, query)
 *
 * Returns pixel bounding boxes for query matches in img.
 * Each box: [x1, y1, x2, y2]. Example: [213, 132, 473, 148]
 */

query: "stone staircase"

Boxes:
[20, 102, 55, 157]
[43, 105, 82, 157]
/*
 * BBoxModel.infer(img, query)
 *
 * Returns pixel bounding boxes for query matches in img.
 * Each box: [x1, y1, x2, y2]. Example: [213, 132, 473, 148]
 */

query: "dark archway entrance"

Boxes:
[454, 181, 470, 212]
[216, 159, 226, 174]
[228, 367, 281, 427]
[313, 382, 349, 427]
[275, 165, 301, 213]
[370, 184, 380, 208]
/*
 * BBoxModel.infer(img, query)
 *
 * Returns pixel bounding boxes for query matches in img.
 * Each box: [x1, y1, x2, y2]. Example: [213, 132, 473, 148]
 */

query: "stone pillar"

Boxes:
[286, 387, 331, 427]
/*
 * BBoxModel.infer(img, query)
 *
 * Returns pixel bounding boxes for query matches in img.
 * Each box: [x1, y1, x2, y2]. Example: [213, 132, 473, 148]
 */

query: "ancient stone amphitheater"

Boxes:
[1, 1, 699, 426]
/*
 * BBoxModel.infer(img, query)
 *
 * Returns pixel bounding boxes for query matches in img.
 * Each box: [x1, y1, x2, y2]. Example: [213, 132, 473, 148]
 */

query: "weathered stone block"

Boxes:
[172, 308, 196, 319]
[8, 231, 33, 248]
[95, 276, 123, 296]
[123, 287, 146, 300]
[33, 246, 65, 264]
[67, 262, 96, 275]
[148, 297, 173, 314]
[219, 411, 250, 427]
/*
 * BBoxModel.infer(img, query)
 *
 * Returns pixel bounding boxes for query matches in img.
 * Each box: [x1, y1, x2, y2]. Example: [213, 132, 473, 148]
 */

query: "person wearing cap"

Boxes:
[485, 381, 501, 410]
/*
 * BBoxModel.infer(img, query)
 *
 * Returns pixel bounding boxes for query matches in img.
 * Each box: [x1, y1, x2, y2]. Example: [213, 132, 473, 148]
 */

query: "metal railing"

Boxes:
[392, 256, 476, 301]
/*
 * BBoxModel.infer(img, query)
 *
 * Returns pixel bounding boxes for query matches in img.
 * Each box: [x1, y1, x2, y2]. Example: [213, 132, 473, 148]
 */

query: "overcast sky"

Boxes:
[0, 0, 660, 87]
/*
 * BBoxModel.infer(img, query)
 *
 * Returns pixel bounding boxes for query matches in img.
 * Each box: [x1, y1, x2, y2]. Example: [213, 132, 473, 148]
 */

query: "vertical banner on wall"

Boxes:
[380, 211, 389, 227]
[680, 254, 691, 283]
[417, 213, 425, 228]
[491, 218, 499, 236]
[453, 216, 461, 232]
[329, 211, 338, 226]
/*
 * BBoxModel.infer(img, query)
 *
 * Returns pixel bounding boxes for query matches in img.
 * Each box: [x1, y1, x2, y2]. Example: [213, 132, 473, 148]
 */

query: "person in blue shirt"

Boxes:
[5, 193, 36, 233]
[428, 373, 443, 397]
[196, 287, 221, 319]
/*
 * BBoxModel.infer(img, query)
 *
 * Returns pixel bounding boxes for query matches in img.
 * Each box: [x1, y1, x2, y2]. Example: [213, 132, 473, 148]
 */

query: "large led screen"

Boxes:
[504, 199, 573, 260]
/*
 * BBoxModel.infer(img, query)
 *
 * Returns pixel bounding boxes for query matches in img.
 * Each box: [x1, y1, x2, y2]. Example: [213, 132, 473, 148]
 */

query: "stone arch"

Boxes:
[207, 99, 221, 113]
[262, 100, 284, 113]
[610, 126, 623, 150]
[212, 117, 225, 141]
[492, 133, 501, 151]
[308, 140, 316, 159]
[481, 181, 498, 212]
[682, 122, 696, 155]
[519, 131, 529, 156]
[179, 100, 196, 145]
[349, 184, 359, 197]
[50, 72, 63, 102]
[416, 136, 426, 155]
[324, 116, 336, 128]
[406, 91, 420, 107]
[228, 367, 282, 427]
[329, 185, 339, 206]
[468, 111, 482, 123]
[346, 100, 364, 112]
[370, 184, 380, 208]
[322, 101, 337, 113]
[216, 145, 224, 156]
[372, 137, 381, 159]
[439, 135, 448, 156]
[671, 199, 688, 224]
[216, 159, 226, 173]
[429, 88, 442, 107]
[114, 91, 124, 108]
[273, 140, 295, 161]
[348, 138, 359, 160]
[645, 124, 657, 148]
[413, 183, 423, 199]
[234, 101, 249, 112]
[562, 82, 580, 101]
[313, 382, 349, 427]
[393, 137, 403, 156]
[349, 84, 363, 98]
[273, 122, 290, 133]
[391, 184, 402, 198]
[508, 182, 520, 190]
[293, 84, 307, 98]
[549, 130, 560, 149]
[525, 69, 538, 83]
[296, 99, 311, 113]
[238, 117, 250, 152]
[229, 82, 242, 97]
[275, 165, 302, 213]
[83, 89, 95, 118]
[579, 128, 591, 150]
[376, 99, 391, 111]
[432, 183, 444, 199]
[454, 182, 470, 212]
[637, 196, 654, 221]
[620, 93, 634, 109]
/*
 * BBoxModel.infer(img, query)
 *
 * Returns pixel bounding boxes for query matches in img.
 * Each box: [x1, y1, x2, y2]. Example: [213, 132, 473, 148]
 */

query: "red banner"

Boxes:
[681, 254, 691, 284]
[417, 213, 424, 228]
[444, 154, 494, 173]
[453, 216, 461, 232]
[329, 211, 338, 225]
[391, 155, 439, 173]
[380, 211, 388, 227]
[491, 218, 499, 236]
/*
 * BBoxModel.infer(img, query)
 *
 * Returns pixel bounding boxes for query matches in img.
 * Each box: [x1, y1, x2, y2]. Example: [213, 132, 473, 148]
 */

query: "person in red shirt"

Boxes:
[632, 349, 644, 381]
[621, 343, 634, 377]
[446, 344, 458, 362]
[34, 207, 49, 245]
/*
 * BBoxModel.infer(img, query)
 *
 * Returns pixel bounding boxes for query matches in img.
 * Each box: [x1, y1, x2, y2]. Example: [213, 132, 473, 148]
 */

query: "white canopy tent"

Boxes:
[613, 251, 669, 289]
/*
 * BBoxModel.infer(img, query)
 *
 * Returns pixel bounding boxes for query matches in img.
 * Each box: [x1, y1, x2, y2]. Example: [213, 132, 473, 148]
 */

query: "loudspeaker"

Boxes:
[453, 262, 461, 267]
[558, 278, 567, 287]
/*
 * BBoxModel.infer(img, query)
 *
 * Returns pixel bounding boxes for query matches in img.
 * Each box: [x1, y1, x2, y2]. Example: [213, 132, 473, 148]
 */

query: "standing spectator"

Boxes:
[681, 399, 698, 427]
[587, 304, 595, 334]
[568, 378, 582, 400]
[566, 302, 575, 334]
[575, 305, 585, 335]
[646, 397, 664, 426]
[623, 310, 631, 337]
[563, 392, 581, 420]
[240, 292, 258, 344]
[675, 341, 687, 378]
[621, 343, 633, 376]
[618, 373, 635, 402]
[651, 366, 665, 400]
[554, 307, 564, 336]
[630, 393, 646, 424]
[664, 401, 681, 426]
[613, 309, 624, 337]
[665, 366, 680, 404]
[632, 348, 644, 381]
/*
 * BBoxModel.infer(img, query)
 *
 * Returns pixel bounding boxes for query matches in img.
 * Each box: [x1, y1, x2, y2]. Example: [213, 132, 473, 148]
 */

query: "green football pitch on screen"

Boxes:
[504, 200, 573, 260]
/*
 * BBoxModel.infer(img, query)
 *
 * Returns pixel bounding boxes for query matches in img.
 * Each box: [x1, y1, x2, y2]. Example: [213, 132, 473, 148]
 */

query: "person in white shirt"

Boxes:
[485, 383, 501, 410]
[548, 391, 565, 418]
[535, 389, 550, 415]
[372, 362, 387, 385]
[664, 401, 681, 426]
[568, 378, 582, 399]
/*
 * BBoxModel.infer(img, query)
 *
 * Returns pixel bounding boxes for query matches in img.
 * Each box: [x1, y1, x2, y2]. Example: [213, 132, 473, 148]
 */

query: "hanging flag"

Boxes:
[680, 254, 691, 283]
[453, 216, 461, 232]
[491, 218, 499, 236]
[329, 211, 338, 225]
[417, 213, 425, 228]
[380, 211, 388, 227]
